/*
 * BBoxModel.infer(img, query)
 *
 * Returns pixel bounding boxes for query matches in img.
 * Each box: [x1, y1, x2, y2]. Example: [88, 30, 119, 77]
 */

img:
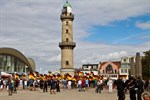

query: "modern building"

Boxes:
[59, 1, 76, 76]
[80, 64, 99, 75]
[0, 47, 35, 75]
[99, 61, 120, 80]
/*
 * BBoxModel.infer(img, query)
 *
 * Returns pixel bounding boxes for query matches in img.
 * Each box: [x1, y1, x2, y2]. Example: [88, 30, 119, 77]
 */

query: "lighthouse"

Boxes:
[59, 1, 76, 76]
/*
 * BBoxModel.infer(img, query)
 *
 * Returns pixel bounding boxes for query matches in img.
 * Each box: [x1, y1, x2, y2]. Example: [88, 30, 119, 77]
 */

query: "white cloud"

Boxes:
[49, 54, 61, 62]
[0, 0, 149, 73]
[136, 21, 150, 29]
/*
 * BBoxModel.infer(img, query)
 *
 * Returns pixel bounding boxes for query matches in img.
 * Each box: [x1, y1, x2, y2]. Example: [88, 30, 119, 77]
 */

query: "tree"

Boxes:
[142, 50, 150, 80]
[48, 71, 52, 74]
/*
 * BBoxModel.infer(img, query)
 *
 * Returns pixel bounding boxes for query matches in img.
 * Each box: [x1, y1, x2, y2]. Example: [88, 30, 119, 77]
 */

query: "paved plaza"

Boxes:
[0, 88, 130, 100]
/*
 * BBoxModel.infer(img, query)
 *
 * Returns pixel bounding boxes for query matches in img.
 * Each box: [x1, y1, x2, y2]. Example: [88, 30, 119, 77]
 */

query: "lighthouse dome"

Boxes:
[63, 1, 72, 8]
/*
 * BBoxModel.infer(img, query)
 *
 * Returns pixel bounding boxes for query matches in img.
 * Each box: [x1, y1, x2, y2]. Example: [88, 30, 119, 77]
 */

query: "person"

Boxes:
[8, 79, 13, 96]
[56, 79, 60, 92]
[127, 76, 137, 100]
[68, 80, 72, 90]
[19, 79, 23, 89]
[24, 79, 27, 89]
[13, 79, 17, 93]
[62, 78, 67, 90]
[50, 78, 56, 94]
[33, 80, 38, 91]
[107, 78, 113, 92]
[96, 79, 103, 93]
[71, 80, 76, 89]
[94, 79, 97, 88]
[39, 79, 44, 90]
[85, 78, 89, 90]
[0, 79, 3, 91]
[81, 79, 85, 91]
[137, 76, 144, 100]
[78, 79, 82, 92]
[43, 80, 48, 92]
[11, 79, 15, 93]
[117, 76, 126, 100]
[142, 92, 150, 100]
[144, 80, 149, 91]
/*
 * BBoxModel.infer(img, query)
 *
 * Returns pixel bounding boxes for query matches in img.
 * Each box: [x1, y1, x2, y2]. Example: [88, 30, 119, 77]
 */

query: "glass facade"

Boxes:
[0, 54, 28, 74]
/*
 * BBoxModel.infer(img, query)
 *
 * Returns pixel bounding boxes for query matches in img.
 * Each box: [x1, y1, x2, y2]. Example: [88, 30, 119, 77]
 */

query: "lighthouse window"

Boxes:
[66, 38, 69, 42]
[66, 29, 68, 33]
[66, 61, 69, 65]
[66, 21, 68, 25]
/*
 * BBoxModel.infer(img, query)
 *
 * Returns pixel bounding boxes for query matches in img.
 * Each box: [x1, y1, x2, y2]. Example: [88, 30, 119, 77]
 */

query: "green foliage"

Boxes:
[142, 50, 150, 80]
[48, 71, 52, 74]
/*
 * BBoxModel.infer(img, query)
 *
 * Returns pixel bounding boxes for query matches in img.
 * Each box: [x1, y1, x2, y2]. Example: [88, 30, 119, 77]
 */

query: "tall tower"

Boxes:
[135, 52, 142, 78]
[59, 1, 76, 76]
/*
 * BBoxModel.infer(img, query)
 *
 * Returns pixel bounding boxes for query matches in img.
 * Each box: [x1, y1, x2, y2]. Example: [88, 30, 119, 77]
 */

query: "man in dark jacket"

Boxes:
[50, 78, 56, 94]
[8, 79, 13, 96]
[127, 76, 137, 100]
[43, 80, 48, 92]
[117, 76, 126, 100]
[137, 76, 144, 100]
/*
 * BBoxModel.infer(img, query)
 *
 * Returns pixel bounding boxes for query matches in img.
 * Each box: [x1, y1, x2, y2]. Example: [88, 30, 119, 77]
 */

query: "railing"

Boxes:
[59, 42, 76, 47]
[60, 13, 74, 20]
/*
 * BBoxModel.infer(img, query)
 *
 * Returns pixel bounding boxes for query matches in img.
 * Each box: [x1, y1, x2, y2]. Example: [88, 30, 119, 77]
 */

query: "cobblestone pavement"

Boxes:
[0, 88, 130, 100]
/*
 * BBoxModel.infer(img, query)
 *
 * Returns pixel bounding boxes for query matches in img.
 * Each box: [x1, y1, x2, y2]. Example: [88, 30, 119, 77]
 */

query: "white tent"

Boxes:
[1, 72, 12, 77]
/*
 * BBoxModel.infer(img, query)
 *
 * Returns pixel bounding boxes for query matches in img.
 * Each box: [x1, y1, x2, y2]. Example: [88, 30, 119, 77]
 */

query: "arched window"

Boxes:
[106, 64, 113, 74]
[115, 69, 117, 73]
[66, 38, 69, 42]
[66, 21, 68, 25]
[66, 61, 69, 65]
[123, 58, 126, 62]
[103, 70, 105, 73]
[66, 29, 68, 33]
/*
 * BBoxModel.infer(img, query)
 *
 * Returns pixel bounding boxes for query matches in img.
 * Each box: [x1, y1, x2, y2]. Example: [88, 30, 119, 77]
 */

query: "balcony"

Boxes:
[60, 13, 74, 21]
[59, 42, 76, 48]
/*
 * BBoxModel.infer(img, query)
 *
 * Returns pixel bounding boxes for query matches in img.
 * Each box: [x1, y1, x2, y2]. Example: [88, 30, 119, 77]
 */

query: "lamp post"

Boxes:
[25, 65, 28, 75]
[40, 67, 42, 74]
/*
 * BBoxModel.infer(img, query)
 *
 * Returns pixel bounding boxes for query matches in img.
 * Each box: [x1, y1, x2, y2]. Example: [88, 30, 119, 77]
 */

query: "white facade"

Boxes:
[80, 64, 99, 76]
[120, 56, 135, 80]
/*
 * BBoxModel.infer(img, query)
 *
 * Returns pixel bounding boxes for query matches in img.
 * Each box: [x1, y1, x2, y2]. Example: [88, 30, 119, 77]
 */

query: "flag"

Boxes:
[79, 72, 84, 76]
[39, 74, 44, 79]
[29, 73, 36, 80]
[57, 74, 62, 80]
[67, 74, 72, 80]
[72, 78, 76, 81]
[33, 71, 39, 77]
[14, 73, 19, 79]
[85, 73, 90, 78]
[90, 71, 94, 76]
[89, 76, 93, 81]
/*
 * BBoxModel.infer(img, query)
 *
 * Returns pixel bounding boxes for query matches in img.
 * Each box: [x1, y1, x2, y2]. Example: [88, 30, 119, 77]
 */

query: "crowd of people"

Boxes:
[0, 74, 150, 100]
[117, 76, 150, 100]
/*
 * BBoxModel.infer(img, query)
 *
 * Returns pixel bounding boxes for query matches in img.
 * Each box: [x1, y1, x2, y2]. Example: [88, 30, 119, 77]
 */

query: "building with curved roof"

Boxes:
[99, 61, 121, 80]
[0, 47, 35, 75]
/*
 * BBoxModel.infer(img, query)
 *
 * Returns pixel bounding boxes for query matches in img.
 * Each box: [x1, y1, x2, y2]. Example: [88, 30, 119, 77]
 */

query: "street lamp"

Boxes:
[25, 65, 28, 75]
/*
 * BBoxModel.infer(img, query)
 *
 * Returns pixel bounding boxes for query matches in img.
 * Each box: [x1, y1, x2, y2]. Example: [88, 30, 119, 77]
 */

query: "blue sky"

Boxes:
[85, 15, 150, 44]
[0, 0, 150, 73]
